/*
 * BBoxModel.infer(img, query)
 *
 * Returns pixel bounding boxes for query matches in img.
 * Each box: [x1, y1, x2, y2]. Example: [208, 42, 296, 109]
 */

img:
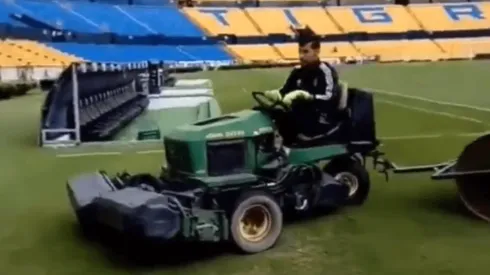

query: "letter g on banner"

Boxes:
[352, 6, 393, 23]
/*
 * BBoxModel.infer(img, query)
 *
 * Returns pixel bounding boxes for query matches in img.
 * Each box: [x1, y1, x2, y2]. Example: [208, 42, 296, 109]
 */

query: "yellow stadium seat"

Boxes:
[353, 40, 446, 62]
[436, 38, 490, 59]
[326, 5, 422, 33]
[0, 39, 79, 67]
[340, 0, 389, 4]
[0, 54, 23, 67]
[183, 8, 261, 36]
[260, 0, 322, 3]
[408, 3, 490, 31]
[274, 42, 360, 61]
[227, 44, 282, 63]
[245, 7, 341, 36]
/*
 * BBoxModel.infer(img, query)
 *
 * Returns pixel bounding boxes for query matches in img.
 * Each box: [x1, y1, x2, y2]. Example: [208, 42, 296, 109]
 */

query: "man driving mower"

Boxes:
[264, 27, 349, 146]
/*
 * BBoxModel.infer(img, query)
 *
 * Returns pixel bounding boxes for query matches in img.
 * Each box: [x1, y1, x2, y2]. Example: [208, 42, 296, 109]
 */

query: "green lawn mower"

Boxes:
[67, 88, 388, 254]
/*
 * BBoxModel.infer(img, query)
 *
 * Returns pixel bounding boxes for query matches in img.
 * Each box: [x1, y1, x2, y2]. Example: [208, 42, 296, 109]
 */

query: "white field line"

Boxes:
[54, 131, 490, 158]
[260, 67, 490, 112]
[369, 88, 490, 113]
[56, 151, 122, 158]
[55, 85, 490, 158]
[376, 99, 484, 124]
[381, 131, 488, 141]
[136, 149, 165, 154]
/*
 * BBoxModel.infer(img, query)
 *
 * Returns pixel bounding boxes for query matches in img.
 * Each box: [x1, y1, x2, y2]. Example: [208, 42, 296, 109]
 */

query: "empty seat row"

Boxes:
[436, 37, 490, 59]
[228, 43, 369, 63]
[0, 0, 206, 37]
[0, 39, 80, 67]
[47, 43, 232, 63]
[227, 38, 490, 63]
[79, 86, 149, 141]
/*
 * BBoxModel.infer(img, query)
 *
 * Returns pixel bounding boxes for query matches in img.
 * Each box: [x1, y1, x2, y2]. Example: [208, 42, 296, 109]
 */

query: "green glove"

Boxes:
[263, 89, 282, 101]
[338, 80, 349, 110]
[282, 90, 313, 106]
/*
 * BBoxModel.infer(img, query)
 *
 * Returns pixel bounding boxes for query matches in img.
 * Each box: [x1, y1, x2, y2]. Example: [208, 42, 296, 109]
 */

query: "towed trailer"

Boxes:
[386, 134, 490, 222]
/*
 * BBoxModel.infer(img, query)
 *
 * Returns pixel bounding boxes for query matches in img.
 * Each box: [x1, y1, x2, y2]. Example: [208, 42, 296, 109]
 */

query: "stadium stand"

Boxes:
[191, 0, 257, 7]
[79, 84, 149, 141]
[338, 0, 393, 5]
[2, 0, 490, 81]
[408, 2, 490, 32]
[45, 43, 232, 63]
[0, 39, 80, 67]
[274, 42, 360, 61]
[191, 0, 327, 8]
[353, 39, 447, 62]
[0, 0, 206, 36]
[258, 0, 326, 7]
[326, 5, 422, 34]
[228, 44, 282, 63]
[183, 7, 263, 36]
[436, 37, 490, 59]
[244, 7, 343, 36]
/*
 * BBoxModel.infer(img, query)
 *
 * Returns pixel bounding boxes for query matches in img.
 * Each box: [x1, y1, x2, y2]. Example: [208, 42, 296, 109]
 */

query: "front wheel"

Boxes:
[323, 157, 370, 205]
[230, 191, 283, 254]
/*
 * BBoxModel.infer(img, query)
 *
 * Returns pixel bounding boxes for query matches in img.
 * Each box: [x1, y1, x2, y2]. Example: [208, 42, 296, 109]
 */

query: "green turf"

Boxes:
[2, 60, 490, 275]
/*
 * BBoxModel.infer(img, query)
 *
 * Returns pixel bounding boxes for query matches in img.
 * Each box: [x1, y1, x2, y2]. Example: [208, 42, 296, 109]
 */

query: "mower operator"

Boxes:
[265, 27, 347, 143]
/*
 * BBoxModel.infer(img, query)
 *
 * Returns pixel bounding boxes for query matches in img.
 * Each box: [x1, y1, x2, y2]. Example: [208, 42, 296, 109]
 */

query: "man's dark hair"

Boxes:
[296, 26, 320, 49]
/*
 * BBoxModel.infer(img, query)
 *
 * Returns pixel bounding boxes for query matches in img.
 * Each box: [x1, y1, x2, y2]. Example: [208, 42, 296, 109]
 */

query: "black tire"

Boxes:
[323, 156, 370, 205]
[76, 208, 98, 240]
[230, 191, 283, 254]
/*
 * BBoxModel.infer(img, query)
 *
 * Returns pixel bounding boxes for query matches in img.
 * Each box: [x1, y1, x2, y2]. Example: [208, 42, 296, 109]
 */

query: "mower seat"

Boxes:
[286, 84, 364, 149]
[344, 88, 378, 153]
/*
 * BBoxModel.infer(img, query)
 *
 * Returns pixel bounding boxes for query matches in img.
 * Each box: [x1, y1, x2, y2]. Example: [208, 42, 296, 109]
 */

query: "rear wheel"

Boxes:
[230, 191, 283, 254]
[324, 156, 370, 205]
[454, 134, 490, 222]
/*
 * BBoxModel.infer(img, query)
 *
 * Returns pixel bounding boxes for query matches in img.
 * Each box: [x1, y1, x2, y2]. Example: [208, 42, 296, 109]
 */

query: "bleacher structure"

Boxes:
[39, 60, 223, 146]
[76, 72, 150, 141]
[1, 0, 490, 81]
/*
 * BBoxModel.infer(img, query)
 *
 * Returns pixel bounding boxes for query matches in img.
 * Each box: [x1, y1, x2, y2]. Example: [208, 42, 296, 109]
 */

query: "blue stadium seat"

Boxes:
[178, 45, 233, 61]
[67, 2, 152, 35]
[5, 1, 206, 37]
[16, 0, 101, 32]
[120, 5, 205, 37]
[47, 43, 233, 62]
[0, 1, 17, 25]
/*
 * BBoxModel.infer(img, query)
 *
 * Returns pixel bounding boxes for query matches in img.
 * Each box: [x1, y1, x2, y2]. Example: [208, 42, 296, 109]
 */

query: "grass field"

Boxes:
[2, 60, 490, 275]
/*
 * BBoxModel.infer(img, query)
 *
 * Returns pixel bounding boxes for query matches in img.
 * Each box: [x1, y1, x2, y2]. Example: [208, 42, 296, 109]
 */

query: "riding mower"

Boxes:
[67, 88, 388, 254]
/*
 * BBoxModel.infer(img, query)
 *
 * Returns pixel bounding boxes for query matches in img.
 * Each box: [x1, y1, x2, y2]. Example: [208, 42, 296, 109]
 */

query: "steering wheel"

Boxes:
[252, 91, 290, 112]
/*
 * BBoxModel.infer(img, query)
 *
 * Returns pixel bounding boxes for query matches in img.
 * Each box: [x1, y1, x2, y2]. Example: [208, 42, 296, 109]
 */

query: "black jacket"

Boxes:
[279, 61, 340, 111]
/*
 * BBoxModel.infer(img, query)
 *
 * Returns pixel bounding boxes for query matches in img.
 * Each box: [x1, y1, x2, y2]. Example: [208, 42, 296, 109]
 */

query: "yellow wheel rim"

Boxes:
[239, 204, 272, 242]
